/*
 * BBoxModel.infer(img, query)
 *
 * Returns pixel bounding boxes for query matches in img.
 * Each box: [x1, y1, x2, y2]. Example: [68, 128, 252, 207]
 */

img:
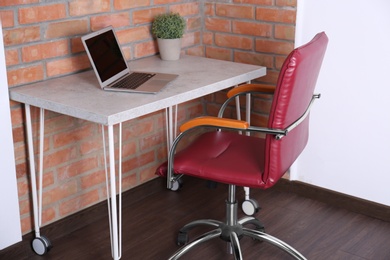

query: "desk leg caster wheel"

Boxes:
[32, 235, 52, 256]
[242, 199, 260, 216]
[170, 178, 183, 191]
[177, 231, 189, 246]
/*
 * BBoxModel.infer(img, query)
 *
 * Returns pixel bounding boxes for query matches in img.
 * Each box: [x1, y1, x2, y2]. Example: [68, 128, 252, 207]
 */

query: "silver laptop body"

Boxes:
[81, 26, 178, 94]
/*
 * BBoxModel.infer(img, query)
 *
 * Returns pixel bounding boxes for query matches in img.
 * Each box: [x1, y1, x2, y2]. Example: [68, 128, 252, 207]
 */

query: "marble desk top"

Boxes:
[9, 55, 266, 126]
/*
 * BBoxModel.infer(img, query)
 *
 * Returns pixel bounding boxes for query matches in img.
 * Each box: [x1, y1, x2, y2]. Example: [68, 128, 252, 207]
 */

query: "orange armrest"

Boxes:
[227, 84, 276, 98]
[179, 116, 249, 132]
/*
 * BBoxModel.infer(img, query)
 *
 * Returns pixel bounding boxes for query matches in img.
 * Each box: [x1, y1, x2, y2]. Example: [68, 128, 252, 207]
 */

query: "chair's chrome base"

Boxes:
[169, 185, 306, 260]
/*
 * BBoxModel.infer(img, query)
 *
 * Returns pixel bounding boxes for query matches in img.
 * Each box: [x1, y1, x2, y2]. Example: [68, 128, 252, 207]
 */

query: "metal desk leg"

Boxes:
[165, 105, 183, 190]
[165, 105, 178, 153]
[25, 105, 52, 255]
[102, 124, 122, 260]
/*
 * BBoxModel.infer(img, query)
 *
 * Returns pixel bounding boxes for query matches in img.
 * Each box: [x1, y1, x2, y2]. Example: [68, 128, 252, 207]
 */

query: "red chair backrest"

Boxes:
[262, 32, 329, 188]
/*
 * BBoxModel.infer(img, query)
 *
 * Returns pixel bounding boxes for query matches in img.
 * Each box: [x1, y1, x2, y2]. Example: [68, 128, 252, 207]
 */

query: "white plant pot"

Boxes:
[157, 38, 182, 61]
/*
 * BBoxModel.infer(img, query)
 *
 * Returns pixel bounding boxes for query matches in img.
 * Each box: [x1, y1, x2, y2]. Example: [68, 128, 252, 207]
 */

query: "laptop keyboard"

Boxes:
[111, 72, 156, 90]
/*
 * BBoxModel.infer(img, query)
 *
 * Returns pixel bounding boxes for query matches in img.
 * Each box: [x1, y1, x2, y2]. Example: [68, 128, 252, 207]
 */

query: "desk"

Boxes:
[9, 55, 266, 259]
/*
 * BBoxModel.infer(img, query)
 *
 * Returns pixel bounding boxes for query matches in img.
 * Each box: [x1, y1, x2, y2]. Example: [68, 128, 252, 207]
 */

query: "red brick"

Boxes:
[186, 45, 204, 57]
[58, 157, 99, 181]
[7, 64, 44, 86]
[253, 97, 273, 114]
[121, 140, 137, 158]
[12, 125, 25, 143]
[43, 147, 78, 169]
[3, 26, 40, 46]
[233, 21, 272, 37]
[182, 31, 201, 47]
[205, 102, 222, 117]
[19, 4, 66, 24]
[140, 166, 158, 183]
[42, 180, 78, 206]
[202, 32, 213, 45]
[187, 16, 202, 31]
[133, 7, 166, 25]
[116, 26, 151, 44]
[256, 7, 296, 24]
[22, 39, 69, 63]
[122, 46, 132, 60]
[170, 3, 200, 16]
[255, 39, 294, 55]
[234, 0, 272, 4]
[204, 3, 214, 16]
[45, 20, 88, 39]
[275, 55, 287, 69]
[79, 138, 103, 156]
[59, 189, 100, 216]
[44, 114, 75, 134]
[46, 54, 91, 77]
[134, 40, 158, 58]
[0, 10, 14, 27]
[185, 99, 204, 118]
[19, 198, 30, 216]
[215, 34, 253, 50]
[41, 207, 56, 225]
[5, 49, 18, 66]
[139, 133, 164, 150]
[53, 124, 96, 148]
[13, 145, 26, 167]
[71, 37, 84, 53]
[90, 12, 130, 31]
[123, 151, 155, 172]
[69, 0, 110, 16]
[154, 0, 181, 5]
[17, 171, 53, 193]
[114, 0, 150, 10]
[251, 112, 269, 127]
[276, 0, 297, 7]
[0, 0, 38, 7]
[11, 106, 24, 126]
[216, 4, 254, 19]
[275, 24, 295, 40]
[206, 46, 231, 61]
[123, 119, 154, 139]
[17, 178, 29, 197]
[122, 172, 137, 190]
[234, 51, 273, 67]
[261, 69, 279, 85]
[205, 17, 231, 33]
[81, 170, 106, 189]
[20, 216, 33, 235]
[42, 172, 55, 188]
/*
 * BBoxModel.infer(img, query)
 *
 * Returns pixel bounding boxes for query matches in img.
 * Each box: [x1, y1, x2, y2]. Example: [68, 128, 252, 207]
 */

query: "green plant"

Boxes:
[152, 13, 186, 39]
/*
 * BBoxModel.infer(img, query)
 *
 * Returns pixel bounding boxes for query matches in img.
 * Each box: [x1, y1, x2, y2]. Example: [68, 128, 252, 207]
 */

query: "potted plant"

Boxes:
[152, 12, 186, 61]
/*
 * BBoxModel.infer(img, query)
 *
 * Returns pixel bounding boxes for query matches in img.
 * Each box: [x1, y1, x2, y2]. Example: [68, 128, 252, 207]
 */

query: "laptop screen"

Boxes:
[84, 29, 128, 82]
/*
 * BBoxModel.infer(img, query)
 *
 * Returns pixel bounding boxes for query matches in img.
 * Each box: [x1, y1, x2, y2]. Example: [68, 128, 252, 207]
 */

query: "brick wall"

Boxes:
[1, 0, 296, 235]
[203, 0, 296, 125]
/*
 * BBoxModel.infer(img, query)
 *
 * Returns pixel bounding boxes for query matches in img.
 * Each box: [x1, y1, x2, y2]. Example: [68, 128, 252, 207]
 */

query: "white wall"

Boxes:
[0, 20, 22, 248]
[294, 0, 390, 206]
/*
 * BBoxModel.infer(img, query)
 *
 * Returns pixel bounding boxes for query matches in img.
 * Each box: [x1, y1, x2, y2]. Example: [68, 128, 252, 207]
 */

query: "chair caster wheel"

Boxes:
[242, 199, 260, 216]
[170, 178, 183, 191]
[177, 232, 189, 246]
[253, 227, 266, 242]
[32, 235, 52, 255]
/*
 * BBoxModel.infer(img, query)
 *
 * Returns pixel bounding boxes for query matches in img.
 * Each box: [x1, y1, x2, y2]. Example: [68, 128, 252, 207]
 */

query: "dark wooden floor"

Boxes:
[2, 176, 390, 260]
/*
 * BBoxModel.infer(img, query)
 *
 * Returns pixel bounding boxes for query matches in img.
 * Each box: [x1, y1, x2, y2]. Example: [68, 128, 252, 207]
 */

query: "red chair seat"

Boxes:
[157, 131, 267, 188]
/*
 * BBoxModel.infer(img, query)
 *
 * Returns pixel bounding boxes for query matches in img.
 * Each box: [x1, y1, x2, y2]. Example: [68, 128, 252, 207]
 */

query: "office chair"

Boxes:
[156, 32, 328, 259]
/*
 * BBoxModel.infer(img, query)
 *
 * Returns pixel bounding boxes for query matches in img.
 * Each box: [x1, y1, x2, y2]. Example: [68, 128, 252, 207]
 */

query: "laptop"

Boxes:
[81, 26, 178, 94]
